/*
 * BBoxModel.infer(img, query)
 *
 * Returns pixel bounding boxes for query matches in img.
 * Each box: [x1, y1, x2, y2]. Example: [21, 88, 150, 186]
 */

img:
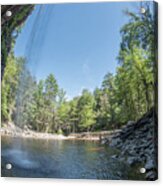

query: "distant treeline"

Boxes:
[1, 5, 156, 134]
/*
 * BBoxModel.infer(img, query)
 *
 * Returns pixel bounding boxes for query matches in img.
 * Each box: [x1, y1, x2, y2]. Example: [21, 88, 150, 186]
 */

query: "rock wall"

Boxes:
[1, 5, 34, 78]
[103, 108, 158, 181]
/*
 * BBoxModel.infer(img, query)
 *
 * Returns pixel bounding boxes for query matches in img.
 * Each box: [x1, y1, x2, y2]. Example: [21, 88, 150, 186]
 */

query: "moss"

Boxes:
[1, 5, 34, 78]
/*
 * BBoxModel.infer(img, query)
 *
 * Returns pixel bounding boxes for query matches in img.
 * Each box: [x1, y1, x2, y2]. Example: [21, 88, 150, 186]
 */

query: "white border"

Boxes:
[0, 0, 162, 186]
[0, 0, 156, 5]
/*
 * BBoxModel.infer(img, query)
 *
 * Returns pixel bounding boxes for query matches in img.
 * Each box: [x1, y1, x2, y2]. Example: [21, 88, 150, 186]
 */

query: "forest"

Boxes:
[1, 5, 156, 135]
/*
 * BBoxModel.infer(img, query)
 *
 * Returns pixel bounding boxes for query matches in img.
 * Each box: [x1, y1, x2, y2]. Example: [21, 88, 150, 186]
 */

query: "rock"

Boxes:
[102, 108, 157, 180]
[110, 138, 121, 147]
[145, 160, 154, 170]
[145, 170, 157, 180]
[126, 121, 135, 126]
[127, 157, 137, 165]
[111, 154, 118, 159]
[101, 139, 107, 144]
[119, 157, 125, 162]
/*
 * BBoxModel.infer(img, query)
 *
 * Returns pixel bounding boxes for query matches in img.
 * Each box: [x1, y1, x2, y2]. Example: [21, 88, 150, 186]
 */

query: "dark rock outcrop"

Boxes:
[1, 5, 34, 78]
[103, 108, 158, 181]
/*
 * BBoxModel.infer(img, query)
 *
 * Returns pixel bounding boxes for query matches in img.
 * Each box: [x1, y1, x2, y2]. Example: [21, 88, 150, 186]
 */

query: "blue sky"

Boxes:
[14, 2, 141, 100]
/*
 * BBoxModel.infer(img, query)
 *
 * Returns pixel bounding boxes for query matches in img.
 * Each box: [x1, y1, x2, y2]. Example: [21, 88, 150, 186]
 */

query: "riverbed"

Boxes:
[1, 136, 144, 180]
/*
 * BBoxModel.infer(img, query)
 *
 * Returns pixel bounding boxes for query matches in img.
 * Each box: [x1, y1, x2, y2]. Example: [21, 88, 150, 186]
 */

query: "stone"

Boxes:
[145, 170, 156, 180]
[102, 108, 157, 180]
[110, 138, 121, 147]
[111, 154, 118, 159]
[126, 120, 135, 127]
[127, 157, 137, 165]
[119, 157, 126, 162]
[145, 159, 154, 170]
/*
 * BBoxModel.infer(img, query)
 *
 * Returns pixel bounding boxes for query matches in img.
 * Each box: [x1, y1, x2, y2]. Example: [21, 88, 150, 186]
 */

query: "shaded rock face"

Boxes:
[1, 5, 34, 78]
[103, 108, 158, 181]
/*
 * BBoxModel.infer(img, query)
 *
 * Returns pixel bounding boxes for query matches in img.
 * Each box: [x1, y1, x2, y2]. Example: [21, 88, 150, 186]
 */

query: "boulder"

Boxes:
[145, 159, 155, 170]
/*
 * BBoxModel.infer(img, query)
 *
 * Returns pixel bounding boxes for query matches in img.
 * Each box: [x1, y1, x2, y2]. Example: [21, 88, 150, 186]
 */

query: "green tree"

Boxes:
[68, 97, 79, 133]
[44, 74, 59, 133]
[77, 90, 96, 132]
[1, 54, 25, 123]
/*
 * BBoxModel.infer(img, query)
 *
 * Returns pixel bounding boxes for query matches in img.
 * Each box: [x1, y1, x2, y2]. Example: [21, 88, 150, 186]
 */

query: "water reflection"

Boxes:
[1, 136, 143, 179]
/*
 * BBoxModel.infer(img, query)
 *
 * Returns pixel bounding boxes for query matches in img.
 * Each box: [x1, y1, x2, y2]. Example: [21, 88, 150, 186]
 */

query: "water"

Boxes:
[1, 136, 143, 180]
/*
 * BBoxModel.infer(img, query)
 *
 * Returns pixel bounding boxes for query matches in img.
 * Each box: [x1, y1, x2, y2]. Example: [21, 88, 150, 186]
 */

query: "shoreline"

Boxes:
[1, 123, 120, 141]
[1, 123, 113, 141]
[1, 132, 100, 141]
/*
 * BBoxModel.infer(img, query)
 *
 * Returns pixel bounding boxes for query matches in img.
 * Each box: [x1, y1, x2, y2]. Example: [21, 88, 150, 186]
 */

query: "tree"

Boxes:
[14, 66, 37, 128]
[1, 4, 156, 134]
[67, 97, 79, 133]
[1, 54, 25, 123]
[117, 4, 155, 121]
[45, 73, 58, 101]
[32, 80, 45, 131]
[57, 102, 70, 134]
[44, 74, 59, 133]
[77, 89, 96, 132]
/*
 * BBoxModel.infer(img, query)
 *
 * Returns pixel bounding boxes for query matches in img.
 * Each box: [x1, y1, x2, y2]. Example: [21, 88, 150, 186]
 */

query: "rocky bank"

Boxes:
[102, 108, 158, 181]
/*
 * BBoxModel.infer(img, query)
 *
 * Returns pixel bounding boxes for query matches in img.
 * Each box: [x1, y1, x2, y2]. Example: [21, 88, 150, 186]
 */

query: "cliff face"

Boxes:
[103, 108, 158, 181]
[1, 5, 34, 78]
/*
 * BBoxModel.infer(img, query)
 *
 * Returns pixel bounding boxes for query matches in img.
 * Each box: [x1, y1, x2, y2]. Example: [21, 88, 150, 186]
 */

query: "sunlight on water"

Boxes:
[1, 136, 144, 180]
[2, 149, 39, 169]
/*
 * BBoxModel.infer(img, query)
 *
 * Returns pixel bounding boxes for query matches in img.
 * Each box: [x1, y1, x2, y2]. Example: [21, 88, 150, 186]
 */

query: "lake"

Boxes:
[1, 136, 143, 180]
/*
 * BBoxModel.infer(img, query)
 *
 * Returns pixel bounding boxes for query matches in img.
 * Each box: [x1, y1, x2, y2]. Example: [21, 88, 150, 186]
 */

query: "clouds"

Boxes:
[82, 60, 94, 85]
[82, 63, 90, 75]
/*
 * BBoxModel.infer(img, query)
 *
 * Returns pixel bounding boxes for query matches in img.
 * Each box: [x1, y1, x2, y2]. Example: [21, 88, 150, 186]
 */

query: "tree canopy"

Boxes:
[1, 5, 157, 134]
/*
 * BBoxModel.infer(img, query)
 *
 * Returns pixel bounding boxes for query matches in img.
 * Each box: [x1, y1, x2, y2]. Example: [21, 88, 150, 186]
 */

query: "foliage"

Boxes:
[1, 5, 34, 77]
[1, 5, 156, 134]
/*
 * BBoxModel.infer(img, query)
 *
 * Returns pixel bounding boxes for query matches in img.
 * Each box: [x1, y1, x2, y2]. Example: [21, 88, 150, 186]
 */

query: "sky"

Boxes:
[14, 2, 142, 100]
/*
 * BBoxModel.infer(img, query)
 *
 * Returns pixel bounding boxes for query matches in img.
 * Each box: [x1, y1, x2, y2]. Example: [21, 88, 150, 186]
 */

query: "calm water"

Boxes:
[1, 136, 143, 180]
